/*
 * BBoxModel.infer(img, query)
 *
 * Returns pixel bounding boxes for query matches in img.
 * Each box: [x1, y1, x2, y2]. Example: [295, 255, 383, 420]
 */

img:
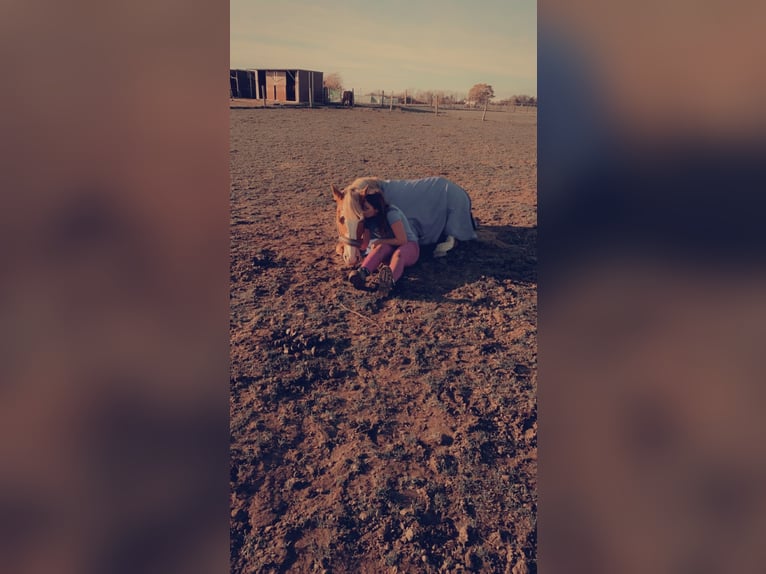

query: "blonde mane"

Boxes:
[340, 184, 364, 220]
[340, 177, 384, 219]
[348, 177, 383, 194]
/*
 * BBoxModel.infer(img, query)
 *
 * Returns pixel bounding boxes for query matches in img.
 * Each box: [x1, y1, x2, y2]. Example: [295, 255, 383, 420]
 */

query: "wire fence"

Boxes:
[323, 88, 536, 114]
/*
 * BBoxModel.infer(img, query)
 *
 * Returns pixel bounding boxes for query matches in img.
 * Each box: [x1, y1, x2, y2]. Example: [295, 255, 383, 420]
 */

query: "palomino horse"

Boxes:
[332, 176, 477, 266]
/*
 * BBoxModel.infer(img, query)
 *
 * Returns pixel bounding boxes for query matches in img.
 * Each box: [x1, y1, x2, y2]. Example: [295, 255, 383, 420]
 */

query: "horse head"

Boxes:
[332, 183, 368, 266]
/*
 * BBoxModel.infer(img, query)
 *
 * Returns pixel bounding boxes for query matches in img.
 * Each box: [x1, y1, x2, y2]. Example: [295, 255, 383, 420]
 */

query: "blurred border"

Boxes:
[540, 2, 766, 572]
[0, 1, 230, 573]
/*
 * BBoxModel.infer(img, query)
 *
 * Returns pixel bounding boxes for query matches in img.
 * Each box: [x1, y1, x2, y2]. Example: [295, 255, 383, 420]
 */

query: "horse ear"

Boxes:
[331, 184, 344, 201]
[359, 185, 369, 197]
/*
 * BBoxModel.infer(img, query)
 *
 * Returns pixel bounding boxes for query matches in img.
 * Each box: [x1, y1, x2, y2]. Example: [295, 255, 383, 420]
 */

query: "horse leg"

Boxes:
[433, 235, 456, 258]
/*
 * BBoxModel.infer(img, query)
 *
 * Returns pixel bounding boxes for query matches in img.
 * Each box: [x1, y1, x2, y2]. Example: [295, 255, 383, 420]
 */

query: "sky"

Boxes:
[230, 0, 536, 100]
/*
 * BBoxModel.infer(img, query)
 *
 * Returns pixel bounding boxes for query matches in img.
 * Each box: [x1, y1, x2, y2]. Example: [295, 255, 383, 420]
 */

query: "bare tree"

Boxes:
[502, 94, 536, 107]
[468, 83, 495, 105]
[416, 90, 434, 105]
[323, 72, 343, 91]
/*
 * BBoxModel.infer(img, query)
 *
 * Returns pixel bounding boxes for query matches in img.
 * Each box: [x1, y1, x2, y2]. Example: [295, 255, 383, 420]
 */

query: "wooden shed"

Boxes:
[230, 69, 323, 104]
[230, 70, 257, 99]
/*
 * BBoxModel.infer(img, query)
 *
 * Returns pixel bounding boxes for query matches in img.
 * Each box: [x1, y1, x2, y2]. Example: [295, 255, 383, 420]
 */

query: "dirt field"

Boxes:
[230, 105, 537, 573]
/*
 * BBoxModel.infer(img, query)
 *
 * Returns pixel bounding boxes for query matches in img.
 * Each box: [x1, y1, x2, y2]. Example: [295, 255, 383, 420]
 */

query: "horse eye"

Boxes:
[339, 216, 345, 224]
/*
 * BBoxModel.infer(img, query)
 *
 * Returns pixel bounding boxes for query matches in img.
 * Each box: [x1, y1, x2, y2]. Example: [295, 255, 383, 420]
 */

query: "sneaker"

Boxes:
[347, 267, 369, 289]
[375, 265, 394, 296]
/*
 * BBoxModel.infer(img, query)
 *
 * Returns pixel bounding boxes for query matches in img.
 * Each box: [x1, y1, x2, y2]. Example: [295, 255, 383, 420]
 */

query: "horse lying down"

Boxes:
[332, 176, 478, 267]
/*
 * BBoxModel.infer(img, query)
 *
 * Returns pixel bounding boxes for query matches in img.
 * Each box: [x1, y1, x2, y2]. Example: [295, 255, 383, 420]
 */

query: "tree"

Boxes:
[323, 72, 343, 91]
[506, 94, 537, 107]
[416, 90, 434, 105]
[468, 83, 494, 105]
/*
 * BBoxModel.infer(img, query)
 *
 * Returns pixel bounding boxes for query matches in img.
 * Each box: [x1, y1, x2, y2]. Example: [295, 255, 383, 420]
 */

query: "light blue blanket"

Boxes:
[380, 177, 477, 245]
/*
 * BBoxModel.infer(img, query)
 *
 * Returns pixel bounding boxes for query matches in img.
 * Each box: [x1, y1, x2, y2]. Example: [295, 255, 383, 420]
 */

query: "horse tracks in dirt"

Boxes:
[230, 106, 537, 573]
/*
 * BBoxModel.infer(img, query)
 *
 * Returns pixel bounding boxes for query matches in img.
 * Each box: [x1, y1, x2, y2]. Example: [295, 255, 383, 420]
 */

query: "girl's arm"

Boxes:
[376, 220, 407, 246]
[359, 228, 371, 251]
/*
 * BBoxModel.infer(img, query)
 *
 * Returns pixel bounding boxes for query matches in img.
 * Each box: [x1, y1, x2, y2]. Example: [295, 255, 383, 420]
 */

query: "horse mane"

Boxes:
[340, 177, 384, 219]
[348, 177, 383, 194]
[341, 185, 365, 219]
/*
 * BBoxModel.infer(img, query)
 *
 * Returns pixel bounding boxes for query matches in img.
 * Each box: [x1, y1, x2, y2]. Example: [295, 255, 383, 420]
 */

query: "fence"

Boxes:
[324, 88, 342, 103]
[350, 91, 537, 114]
[288, 86, 538, 115]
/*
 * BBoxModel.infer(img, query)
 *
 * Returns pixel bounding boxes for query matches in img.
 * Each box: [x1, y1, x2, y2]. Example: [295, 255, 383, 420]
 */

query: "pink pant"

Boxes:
[361, 241, 420, 282]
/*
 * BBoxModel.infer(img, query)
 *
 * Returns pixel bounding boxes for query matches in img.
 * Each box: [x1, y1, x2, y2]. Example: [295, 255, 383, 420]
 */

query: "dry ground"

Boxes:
[230, 105, 537, 573]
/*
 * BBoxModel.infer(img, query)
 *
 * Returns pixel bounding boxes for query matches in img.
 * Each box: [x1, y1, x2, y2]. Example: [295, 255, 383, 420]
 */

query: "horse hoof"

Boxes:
[434, 235, 456, 257]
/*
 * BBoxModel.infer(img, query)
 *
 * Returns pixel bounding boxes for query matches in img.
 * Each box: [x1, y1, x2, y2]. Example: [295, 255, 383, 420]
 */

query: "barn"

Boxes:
[230, 69, 324, 104]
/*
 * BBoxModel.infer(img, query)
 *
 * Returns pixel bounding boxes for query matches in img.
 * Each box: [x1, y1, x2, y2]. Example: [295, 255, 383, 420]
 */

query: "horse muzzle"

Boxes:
[338, 236, 363, 266]
[342, 246, 361, 266]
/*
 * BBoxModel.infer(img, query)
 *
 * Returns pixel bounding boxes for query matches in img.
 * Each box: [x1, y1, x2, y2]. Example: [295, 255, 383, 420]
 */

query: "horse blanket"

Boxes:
[379, 177, 477, 245]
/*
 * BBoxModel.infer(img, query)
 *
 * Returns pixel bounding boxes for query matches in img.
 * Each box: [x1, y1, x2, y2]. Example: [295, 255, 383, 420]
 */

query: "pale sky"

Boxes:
[230, 0, 536, 100]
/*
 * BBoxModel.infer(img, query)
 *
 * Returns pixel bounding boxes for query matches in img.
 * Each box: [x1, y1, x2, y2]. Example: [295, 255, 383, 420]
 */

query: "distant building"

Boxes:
[230, 70, 257, 99]
[230, 69, 324, 104]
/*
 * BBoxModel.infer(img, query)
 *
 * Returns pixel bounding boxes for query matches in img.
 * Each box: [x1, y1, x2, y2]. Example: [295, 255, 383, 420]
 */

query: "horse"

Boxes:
[341, 91, 354, 106]
[332, 176, 477, 266]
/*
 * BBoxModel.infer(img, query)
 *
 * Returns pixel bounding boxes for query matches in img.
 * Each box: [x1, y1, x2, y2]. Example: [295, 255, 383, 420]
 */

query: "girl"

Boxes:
[347, 190, 420, 295]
